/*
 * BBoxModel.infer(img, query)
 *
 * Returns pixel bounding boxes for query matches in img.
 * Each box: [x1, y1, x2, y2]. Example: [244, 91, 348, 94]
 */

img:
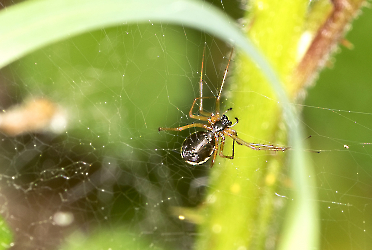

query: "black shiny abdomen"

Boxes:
[181, 131, 215, 165]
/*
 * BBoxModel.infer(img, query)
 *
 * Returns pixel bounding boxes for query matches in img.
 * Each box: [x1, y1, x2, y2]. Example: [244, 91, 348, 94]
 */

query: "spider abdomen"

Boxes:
[181, 131, 215, 165]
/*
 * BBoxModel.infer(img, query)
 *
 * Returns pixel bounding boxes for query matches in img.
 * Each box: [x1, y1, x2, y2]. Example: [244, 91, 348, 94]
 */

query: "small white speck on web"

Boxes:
[50, 112, 67, 133]
[53, 211, 74, 227]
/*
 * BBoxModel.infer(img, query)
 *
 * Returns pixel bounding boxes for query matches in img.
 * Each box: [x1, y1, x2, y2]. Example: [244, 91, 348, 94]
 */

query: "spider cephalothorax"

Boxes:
[210, 114, 234, 133]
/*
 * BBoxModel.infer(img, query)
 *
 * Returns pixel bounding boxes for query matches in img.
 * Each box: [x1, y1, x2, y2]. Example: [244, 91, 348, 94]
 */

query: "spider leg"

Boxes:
[158, 123, 208, 132]
[209, 134, 219, 168]
[189, 97, 213, 121]
[246, 143, 289, 151]
[227, 131, 289, 151]
[215, 48, 234, 114]
[199, 44, 206, 113]
[221, 107, 232, 115]
[219, 133, 234, 159]
[230, 117, 239, 127]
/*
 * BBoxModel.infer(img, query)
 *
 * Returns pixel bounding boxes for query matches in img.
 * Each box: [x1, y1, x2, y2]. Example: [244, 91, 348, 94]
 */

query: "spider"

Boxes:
[159, 46, 288, 167]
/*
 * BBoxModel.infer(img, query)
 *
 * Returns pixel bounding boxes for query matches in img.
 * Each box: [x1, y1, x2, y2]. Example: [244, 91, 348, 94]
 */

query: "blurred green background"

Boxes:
[304, 5, 372, 249]
[0, 0, 371, 249]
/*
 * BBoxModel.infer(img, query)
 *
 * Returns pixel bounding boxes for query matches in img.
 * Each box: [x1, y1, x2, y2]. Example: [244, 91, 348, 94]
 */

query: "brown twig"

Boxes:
[292, 0, 367, 97]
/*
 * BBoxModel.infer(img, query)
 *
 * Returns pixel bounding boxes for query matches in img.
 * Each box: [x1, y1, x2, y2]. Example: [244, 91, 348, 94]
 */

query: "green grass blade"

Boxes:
[0, 0, 286, 107]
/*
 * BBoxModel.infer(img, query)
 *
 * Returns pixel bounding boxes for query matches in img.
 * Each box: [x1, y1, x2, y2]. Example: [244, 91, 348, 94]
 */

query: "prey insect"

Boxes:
[158, 46, 288, 167]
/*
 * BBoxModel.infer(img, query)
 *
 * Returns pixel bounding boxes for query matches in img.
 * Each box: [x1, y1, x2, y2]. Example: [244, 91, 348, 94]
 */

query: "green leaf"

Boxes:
[0, 216, 13, 249]
[60, 227, 157, 250]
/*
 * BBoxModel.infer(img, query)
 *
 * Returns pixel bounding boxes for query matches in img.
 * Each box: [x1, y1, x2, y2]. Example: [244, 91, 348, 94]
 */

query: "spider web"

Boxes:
[0, 1, 372, 249]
